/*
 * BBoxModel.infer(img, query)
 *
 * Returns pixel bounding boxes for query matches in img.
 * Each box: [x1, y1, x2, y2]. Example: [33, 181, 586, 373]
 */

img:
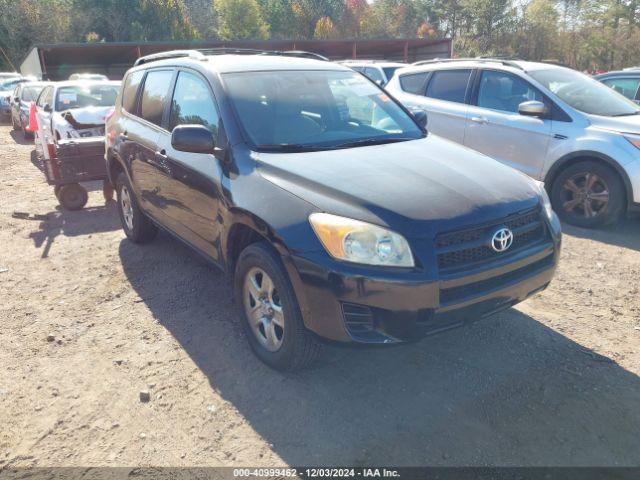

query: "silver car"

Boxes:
[386, 59, 640, 227]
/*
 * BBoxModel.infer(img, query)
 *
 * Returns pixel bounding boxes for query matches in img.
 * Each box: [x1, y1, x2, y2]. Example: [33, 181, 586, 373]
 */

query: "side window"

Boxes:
[364, 67, 385, 84]
[477, 70, 543, 113]
[122, 70, 144, 113]
[169, 71, 219, 136]
[425, 69, 472, 104]
[399, 72, 429, 95]
[140, 70, 173, 127]
[38, 87, 53, 108]
[602, 78, 640, 100]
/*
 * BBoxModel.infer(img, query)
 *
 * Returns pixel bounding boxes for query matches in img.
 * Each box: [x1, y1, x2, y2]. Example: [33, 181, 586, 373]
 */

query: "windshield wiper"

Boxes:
[330, 137, 412, 149]
[612, 111, 640, 117]
[256, 143, 326, 152]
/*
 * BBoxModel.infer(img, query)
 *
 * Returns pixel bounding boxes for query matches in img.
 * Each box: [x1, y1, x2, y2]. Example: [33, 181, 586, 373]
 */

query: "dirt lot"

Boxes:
[1, 123, 640, 467]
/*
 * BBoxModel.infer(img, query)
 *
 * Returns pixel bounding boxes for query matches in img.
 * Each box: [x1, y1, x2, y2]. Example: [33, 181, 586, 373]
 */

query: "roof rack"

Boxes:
[134, 48, 329, 66]
[412, 58, 525, 71]
[134, 50, 206, 66]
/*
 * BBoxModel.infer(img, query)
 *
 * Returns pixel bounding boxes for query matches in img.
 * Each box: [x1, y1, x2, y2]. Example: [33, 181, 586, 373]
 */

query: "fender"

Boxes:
[544, 150, 634, 207]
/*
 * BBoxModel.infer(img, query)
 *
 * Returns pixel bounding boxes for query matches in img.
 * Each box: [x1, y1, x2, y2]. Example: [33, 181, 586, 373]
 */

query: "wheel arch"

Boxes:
[106, 151, 127, 187]
[544, 151, 632, 209]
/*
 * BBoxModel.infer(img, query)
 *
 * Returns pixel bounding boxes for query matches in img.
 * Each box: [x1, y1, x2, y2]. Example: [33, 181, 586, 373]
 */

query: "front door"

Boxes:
[155, 69, 224, 261]
[464, 69, 552, 178]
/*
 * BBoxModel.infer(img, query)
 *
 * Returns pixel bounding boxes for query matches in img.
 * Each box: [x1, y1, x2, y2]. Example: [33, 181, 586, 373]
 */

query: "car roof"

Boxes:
[51, 80, 121, 89]
[595, 70, 640, 78]
[394, 59, 567, 77]
[339, 60, 406, 67]
[132, 53, 350, 75]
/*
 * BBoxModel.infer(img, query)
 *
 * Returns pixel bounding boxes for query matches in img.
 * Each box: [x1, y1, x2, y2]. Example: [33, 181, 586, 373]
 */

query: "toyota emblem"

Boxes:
[491, 228, 513, 253]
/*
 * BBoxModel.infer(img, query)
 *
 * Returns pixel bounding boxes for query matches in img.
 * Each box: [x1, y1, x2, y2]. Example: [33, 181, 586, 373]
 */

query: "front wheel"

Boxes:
[115, 172, 157, 243]
[550, 161, 625, 228]
[234, 242, 322, 371]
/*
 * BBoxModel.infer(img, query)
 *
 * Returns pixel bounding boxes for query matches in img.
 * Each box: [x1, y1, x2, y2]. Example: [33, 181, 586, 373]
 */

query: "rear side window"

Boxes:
[364, 67, 384, 84]
[122, 70, 144, 113]
[399, 72, 429, 95]
[140, 70, 173, 127]
[426, 69, 472, 103]
[169, 71, 219, 135]
[601, 77, 640, 100]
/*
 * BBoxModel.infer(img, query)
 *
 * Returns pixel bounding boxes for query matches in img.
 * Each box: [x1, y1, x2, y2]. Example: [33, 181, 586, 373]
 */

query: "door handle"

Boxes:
[155, 149, 168, 161]
[150, 149, 172, 175]
[470, 116, 489, 124]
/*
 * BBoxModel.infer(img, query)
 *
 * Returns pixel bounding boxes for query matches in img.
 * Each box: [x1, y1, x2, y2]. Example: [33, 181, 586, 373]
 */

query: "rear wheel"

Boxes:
[234, 242, 322, 371]
[550, 161, 624, 228]
[57, 183, 88, 211]
[115, 172, 157, 243]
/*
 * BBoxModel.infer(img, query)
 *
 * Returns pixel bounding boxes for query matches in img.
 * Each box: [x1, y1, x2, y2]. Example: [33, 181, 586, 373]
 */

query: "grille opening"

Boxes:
[436, 208, 547, 271]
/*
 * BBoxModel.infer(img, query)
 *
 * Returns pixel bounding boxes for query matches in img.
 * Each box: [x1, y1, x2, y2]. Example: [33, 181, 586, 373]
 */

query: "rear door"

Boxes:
[394, 69, 471, 144]
[464, 69, 552, 178]
[128, 68, 175, 222]
[155, 69, 223, 260]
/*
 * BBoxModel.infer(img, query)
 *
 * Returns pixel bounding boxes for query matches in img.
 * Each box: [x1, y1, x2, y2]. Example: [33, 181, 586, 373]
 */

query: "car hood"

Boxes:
[255, 135, 540, 238]
[58, 106, 110, 129]
[589, 113, 640, 134]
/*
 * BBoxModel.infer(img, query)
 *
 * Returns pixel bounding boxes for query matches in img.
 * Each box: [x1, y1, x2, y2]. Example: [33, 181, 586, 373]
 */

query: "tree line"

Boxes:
[0, 0, 637, 72]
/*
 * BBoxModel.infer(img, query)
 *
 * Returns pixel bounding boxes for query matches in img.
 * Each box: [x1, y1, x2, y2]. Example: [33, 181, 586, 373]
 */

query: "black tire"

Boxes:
[115, 172, 157, 243]
[57, 183, 88, 211]
[234, 242, 322, 371]
[550, 160, 625, 228]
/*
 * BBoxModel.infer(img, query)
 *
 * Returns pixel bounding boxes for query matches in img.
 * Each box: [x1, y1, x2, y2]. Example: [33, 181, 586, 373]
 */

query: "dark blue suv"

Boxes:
[105, 50, 561, 371]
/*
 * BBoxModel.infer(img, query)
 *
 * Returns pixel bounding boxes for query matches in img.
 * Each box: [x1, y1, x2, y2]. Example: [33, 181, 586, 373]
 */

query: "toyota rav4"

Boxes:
[106, 50, 561, 371]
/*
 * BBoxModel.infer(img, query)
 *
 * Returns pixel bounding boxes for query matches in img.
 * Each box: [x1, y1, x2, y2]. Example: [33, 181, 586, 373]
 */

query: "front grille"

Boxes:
[436, 208, 547, 271]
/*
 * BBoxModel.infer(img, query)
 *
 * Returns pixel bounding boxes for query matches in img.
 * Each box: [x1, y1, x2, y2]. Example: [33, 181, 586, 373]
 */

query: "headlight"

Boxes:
[309, 213, 415, 267]
[534, 180, 553, 219]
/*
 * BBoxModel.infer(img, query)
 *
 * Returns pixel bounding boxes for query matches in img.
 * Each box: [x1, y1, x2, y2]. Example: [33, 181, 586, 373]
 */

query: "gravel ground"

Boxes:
[1, 124, 639, 467]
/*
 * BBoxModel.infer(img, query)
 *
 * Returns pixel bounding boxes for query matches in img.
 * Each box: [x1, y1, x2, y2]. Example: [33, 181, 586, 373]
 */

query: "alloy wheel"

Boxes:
[561, 171, 610, 219]
[120, 185, 134, 231]
[243, 267, 284, 352]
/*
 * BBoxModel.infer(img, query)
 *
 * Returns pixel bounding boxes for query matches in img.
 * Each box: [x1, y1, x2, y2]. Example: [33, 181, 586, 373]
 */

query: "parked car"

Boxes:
[595, 70, 640, 104]
[386, 58, 640, 227]
[338, 60, 406, 86]
[106, 50, 561, 371]
[0, 75, 31, 120]
[10, 81, 49, 138]
[33, 80, 120, 150]
[69, 73, 109, 81]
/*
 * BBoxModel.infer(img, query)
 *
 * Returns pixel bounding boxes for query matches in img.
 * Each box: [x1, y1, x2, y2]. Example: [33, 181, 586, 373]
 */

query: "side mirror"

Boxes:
[411, 108, 428, 129]
[43, 103, 52, 113]
[518, 100, 547, 118]
[171, 124, 215, 154]
[14, 96, 19, 103]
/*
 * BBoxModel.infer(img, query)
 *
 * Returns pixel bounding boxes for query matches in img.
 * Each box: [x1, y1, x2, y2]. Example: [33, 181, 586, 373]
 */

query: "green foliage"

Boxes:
[0, 0, 639, 71]
[216, 0, 269, 39]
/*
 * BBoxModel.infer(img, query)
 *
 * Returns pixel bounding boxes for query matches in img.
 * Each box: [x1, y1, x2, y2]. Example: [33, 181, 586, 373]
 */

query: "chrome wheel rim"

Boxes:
[120, 185, 134, 231]
[243, 267, 284, 352]
[562, 172, 610, 219]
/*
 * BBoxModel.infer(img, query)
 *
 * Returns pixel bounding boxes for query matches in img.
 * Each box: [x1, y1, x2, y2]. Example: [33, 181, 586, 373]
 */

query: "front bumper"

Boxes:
[284, 221, 561, 344]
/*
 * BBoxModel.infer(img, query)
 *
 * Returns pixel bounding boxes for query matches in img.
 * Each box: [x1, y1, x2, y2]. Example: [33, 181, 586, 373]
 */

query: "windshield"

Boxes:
[223, 70, 423, 151]
[530, 68, 640, 116]
[21, 86, 44, 102]
[55, 84, 119, 111]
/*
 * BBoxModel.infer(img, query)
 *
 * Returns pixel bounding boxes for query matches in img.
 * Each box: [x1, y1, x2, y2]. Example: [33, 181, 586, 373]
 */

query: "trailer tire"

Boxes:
[58, 183, 88, 211]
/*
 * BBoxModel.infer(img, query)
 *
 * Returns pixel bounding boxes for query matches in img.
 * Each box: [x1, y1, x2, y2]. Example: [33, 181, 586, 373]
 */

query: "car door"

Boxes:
[464, 69, 552, 178]
[10, 85, 20, 123]
[128, 68, 175, 223]
[396, 69, 471, 144]
[36, 86, 55, 143]
[155, 69, 224, 261]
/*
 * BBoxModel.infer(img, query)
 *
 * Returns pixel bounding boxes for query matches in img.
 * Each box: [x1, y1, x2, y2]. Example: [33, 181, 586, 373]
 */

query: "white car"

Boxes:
[69, 73, 109, 81]
[34, 80, 120, 149]
[386, 58, 640, 227]
[338, 60, 405, 86]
